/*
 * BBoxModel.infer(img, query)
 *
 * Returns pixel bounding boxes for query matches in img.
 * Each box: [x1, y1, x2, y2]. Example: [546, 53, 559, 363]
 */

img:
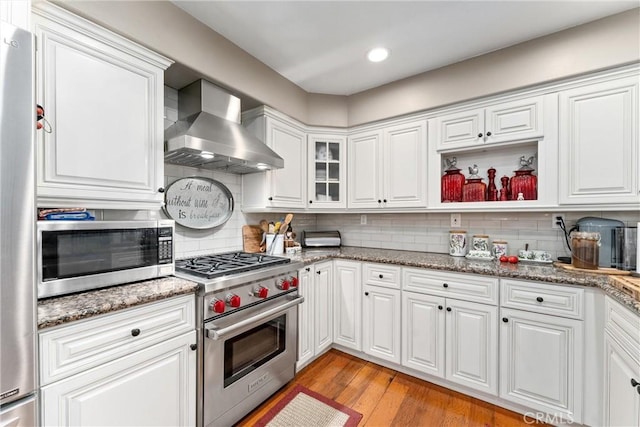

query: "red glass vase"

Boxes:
[462, 178, 487, 202]
[441, 168, 465, 202]
[511, 169, 537, 200]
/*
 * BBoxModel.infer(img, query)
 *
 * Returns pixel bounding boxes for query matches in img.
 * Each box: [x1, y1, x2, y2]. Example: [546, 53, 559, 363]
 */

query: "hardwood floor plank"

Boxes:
[235, 349, 546, 427]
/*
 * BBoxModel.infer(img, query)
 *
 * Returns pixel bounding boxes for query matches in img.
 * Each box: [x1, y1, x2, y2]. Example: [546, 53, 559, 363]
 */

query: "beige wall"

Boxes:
[348, 8, 640, 125]
[53, 2, 639, 127]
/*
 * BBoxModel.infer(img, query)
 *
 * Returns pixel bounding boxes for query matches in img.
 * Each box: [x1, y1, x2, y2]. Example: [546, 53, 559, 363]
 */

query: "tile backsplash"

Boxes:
[153, 85, 640, 259]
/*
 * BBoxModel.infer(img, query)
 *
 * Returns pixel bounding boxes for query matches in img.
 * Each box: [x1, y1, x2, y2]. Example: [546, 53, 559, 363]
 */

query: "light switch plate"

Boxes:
[451, 213, 461, 228]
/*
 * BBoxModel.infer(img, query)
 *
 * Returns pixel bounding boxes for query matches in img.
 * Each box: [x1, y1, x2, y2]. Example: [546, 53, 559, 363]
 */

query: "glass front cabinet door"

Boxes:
[307, 134, 347, 208]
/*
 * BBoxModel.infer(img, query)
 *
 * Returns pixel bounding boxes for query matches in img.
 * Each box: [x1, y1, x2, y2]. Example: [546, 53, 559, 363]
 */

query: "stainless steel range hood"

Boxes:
[164, 80, 284, 174]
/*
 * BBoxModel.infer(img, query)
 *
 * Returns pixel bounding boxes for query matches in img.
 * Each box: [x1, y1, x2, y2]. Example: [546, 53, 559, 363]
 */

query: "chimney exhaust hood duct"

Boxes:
[164, 80, 284, 174]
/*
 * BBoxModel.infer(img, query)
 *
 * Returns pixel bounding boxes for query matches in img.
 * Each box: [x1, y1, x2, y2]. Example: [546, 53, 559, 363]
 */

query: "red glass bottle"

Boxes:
[511, 159, 537, 200]
[441, 162, 465, 202]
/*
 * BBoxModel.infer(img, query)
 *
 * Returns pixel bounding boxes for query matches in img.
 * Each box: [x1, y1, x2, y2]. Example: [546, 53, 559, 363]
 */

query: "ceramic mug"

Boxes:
[449, 230, 468, 257]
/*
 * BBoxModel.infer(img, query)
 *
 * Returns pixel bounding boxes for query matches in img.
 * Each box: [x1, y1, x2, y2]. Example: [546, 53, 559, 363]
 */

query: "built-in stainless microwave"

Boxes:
[37, 220, 175, 299]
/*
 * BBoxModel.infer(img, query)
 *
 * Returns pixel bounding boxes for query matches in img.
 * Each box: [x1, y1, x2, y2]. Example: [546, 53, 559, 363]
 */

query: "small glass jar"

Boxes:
[571, 231, 601, 270]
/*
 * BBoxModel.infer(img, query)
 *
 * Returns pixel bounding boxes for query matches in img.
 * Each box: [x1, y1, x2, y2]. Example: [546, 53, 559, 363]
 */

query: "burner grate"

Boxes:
[175, 251, 290, 279]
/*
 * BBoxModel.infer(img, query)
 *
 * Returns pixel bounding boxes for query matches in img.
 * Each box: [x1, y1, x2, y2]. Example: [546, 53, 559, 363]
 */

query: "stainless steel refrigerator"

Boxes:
[0, 21, 38, 426]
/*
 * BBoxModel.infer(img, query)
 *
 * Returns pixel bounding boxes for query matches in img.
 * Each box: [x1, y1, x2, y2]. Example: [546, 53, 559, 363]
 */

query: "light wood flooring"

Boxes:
[237, 349, 544, 426]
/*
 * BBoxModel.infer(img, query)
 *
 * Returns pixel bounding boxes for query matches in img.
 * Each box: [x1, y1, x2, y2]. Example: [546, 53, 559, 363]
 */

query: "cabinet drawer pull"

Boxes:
[632, 378, 639, 387]
[502, 317, 509, 323]
[305, 267, 310, 272]
[378, 274, 383, 279]
[443, 283, 449, 288]
[446, 307, 452, 312]
[536, 296, 544, 303]
[131, 328, 141, 337]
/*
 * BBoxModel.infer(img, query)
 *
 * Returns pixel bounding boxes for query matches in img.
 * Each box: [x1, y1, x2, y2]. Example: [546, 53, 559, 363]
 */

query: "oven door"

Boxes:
[203, 294, 302, 427]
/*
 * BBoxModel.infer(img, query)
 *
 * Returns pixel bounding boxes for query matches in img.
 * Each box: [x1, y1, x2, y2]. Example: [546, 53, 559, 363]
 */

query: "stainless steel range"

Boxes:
[174, 252, 303, 427]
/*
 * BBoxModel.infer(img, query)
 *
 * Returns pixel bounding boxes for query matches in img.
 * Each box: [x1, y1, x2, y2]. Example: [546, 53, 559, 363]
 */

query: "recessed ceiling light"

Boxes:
[367, 47, 389, 63]
[200, 151, 214, 159]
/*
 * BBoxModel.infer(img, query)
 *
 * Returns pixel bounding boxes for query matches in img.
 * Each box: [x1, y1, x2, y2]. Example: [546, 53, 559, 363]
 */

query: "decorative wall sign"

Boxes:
[163, 177, 234, 229]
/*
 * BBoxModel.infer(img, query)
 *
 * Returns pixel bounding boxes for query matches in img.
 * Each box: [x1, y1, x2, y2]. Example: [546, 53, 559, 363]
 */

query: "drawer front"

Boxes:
[40, 294, 195, 385]
[363, 263, 401, 289]
[403, 268, 498, 305]
[605, 296, 640, 361]
[500, 279, 584, 319]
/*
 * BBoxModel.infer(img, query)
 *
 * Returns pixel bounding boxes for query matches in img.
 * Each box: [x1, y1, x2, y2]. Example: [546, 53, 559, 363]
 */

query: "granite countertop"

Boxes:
[38, 247, 638, 329]
[38, 276, 199, 329]
[289, 246, 640, 314]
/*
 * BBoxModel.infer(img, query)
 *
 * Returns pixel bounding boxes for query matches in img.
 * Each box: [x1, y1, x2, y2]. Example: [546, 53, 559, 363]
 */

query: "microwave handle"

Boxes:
[206, 296, 303, 341]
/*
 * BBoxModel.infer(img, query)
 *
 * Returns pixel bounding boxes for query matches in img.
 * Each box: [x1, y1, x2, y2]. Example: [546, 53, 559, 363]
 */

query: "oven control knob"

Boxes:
[290, 276, 299, 287]
[277, 279, 290, 290]
[210, 299, 225, 314]
[227, 294, 241, 308]
[253, 286, 269, 299]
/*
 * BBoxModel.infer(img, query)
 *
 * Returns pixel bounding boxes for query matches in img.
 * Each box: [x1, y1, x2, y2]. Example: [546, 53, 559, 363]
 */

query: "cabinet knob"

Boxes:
[316, 270, 321, 275]
[477, 133, 483, 138]
[502, 317, 509, 323]
[536, 296, 544, 303]
[157, 187, 165, 193]
[131, 328, 141, 337]
[637, 385, 640, 395]
[305, 267, 310, 272]
[378, 274, 383, 279]
[190, 343, 197, 351]
[383, 199, 387, 203]
[365, 292, 369, 296]
[378, 199, 382, 203]
[268, 197, 273, 201]
[446, 307, 452, 312]
[309, 200, 313, 204]
[632, 378, 640, 387]
[438, 305, 443, 310]
[443, 283, 449, 288]
[486, 131, 492, 137]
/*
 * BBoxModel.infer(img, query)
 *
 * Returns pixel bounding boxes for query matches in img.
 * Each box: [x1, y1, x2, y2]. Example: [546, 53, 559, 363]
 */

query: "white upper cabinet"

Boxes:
[1, 0, 31, 30]
[32, 3, 172, 209]
[435, 96, 544, 151]
[559, 76, 639, 206]
[348, 119, 427, 209]
[307, 133, 347, 208]
[242, 109, 307, 210]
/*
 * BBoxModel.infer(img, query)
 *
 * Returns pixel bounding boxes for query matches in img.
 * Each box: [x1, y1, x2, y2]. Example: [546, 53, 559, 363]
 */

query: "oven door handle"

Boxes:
[205, 296, 304, 341]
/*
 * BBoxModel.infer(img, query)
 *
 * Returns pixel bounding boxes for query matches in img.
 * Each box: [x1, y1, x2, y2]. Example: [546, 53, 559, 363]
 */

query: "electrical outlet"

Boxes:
[450, 213, 461, 228]
[551, 213, 565, 229]
[360, 215, 367, 225]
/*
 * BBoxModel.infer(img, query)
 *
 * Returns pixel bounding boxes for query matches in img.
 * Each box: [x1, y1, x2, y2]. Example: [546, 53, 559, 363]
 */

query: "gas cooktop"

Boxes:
[175, 251, 291, 280]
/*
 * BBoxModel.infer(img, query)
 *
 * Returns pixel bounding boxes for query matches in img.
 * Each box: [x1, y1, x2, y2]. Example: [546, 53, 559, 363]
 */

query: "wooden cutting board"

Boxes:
[609, 276, 640, 301]
[242, 225, 265, 253]
[554, 262, 631, 276]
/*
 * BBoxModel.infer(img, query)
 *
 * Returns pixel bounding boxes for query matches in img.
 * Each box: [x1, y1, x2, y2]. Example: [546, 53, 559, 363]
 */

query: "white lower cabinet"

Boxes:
[297, 261, 333, 370]
[446, 299, 498, 395]
[363, 284, 401, 364]
[402, 293, 498, 395]
[41, 332, 196, 426]
[603, 296, 640, 427]
[499, 308, 583, 423]
[39, 295, 197, 427]
[333, 260, 362, 351]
